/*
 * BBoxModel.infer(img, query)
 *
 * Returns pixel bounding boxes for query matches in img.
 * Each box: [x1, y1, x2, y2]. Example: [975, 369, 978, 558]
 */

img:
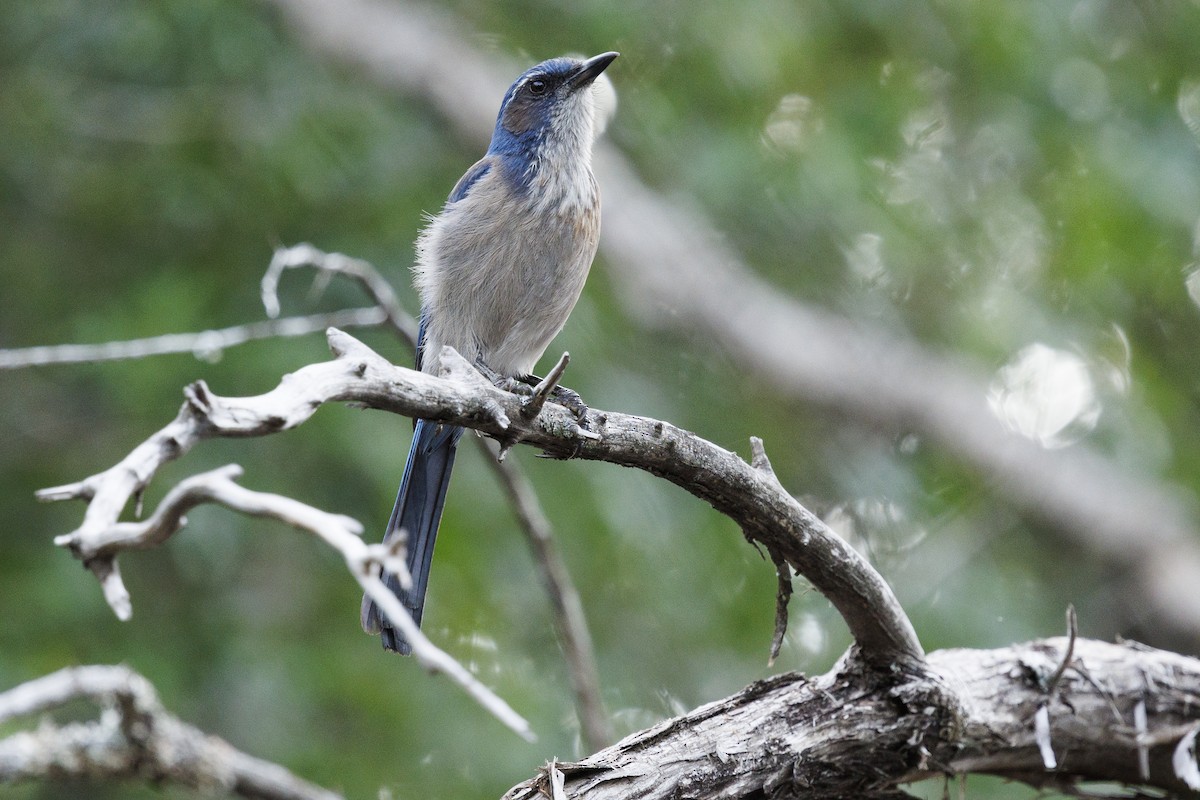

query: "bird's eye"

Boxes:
[528, 79, 548, 96]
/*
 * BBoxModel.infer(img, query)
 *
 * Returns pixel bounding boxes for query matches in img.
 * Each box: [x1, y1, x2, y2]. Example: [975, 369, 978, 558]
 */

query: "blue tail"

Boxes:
[361, 418, 463, 654]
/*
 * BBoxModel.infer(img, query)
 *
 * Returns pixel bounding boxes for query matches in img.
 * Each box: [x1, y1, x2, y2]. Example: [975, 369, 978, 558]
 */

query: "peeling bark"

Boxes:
[505, 639, 1200, 799]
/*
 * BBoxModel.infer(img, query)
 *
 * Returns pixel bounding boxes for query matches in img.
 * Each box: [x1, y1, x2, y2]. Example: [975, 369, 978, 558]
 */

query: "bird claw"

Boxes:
[474, 355, 588, 421]
[521, 379, 595, 441]
[501, 377, 536, 397]
[474, 354, 597, 454]
[548, 385, 589, 423]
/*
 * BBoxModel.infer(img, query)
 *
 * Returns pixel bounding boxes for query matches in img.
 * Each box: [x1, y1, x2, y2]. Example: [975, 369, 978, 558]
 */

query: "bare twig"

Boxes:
[751, 439, 795, 667]
[42, 329, 922, 666]
[262, 242, 417, 344]
[1033, 604, 1081, 770]
[521, 352, 571, 420]
[768, 551, 793, 668]
[1046, 604, 1079, 697]
[47, 463, 533, 740]
[0, 307, 385, 369]
[0, 665, 343, 800]
[482, 448, 612, 751]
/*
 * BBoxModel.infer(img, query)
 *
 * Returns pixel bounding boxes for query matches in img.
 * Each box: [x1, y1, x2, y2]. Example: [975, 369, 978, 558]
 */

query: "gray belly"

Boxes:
[421, 204, 599, 377]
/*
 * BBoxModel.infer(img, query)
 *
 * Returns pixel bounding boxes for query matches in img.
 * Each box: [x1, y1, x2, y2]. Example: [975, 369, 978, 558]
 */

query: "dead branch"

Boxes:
[41, 328, 922, 670]
[46, 461, 532, 739]
[43, 447, 533, 742]
[26, 308, 1200, 797]
[0, 307, 384, 369]
[262, 242, 417, 344]
[502, 638, 1200, 800]
[0, 665, 343, 800]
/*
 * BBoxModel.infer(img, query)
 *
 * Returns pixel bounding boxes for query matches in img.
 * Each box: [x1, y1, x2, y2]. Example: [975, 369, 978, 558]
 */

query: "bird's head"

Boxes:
[488, 52, 618, 167]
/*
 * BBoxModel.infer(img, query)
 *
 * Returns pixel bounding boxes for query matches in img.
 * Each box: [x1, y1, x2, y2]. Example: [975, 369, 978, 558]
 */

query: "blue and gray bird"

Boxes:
[361, 52, 619, 653]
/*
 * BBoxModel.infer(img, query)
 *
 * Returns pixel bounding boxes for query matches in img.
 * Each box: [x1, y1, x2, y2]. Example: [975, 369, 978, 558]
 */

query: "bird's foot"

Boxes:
[531, 382, 595, 460]
[473, 354, 588, 422]
[515, 353, 590, 428]
[536, 382, 589, 423]
[474, 354, 597, 459]
[473, 358, 533, 396]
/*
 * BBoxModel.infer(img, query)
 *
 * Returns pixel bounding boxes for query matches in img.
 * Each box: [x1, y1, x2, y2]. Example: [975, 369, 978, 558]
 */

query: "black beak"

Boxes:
[565, 51, 619, 92]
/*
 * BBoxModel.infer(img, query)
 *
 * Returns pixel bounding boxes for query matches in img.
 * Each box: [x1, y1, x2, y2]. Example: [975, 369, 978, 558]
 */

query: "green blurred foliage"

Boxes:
[2, 1, 1200, 798]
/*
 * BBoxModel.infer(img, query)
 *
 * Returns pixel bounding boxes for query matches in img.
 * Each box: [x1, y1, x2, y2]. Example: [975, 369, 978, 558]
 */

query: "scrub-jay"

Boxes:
[361, 52, 618, 654]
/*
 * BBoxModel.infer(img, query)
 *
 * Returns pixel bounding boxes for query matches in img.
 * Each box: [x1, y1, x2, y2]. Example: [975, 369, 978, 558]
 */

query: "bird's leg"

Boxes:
[472, 354, 588, 421]
[473, 354, 597, 460]
[518, 359, 597, 460]
[473, 358, 534, 397]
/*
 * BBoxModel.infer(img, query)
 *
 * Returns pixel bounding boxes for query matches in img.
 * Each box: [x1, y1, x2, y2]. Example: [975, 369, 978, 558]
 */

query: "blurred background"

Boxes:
[3, 1, 1200, 797]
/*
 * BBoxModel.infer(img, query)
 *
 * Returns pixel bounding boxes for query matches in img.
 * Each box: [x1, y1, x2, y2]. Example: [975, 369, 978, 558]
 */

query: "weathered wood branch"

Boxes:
[45, 462, 532, 739]
[41, 328, 921, 669]
[504, 639, 1200, 799]
[0, 665, 343, 800]
[31, 327, 1200, 797]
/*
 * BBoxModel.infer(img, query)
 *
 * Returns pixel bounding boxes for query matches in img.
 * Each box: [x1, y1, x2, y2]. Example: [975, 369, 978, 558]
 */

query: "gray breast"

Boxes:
[414, 173, 600, 377]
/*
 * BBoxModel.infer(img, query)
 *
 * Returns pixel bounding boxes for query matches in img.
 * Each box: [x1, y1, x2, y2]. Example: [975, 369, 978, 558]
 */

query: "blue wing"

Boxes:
[417, 159, 489, 372]
[416, 152, 480, 372]
[415, 307, 430, 373]
[448, 157, 492, 203]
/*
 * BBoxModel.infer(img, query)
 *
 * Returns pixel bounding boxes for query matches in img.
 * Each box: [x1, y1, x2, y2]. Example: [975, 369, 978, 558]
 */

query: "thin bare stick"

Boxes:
[482, 448, 612, 750]
[0, 307, 385, 370]
[768, 551, 793, 667]
[1046, 604, 1079, 697]
[0, 665, 343, 800]
[262, 242, 417, 345]
[0, 243, 407, 373]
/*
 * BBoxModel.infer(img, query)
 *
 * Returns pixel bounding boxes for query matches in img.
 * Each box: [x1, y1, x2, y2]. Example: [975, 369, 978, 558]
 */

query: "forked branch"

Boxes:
[42, 328, 922, 670]
[47, 462, 532, 740]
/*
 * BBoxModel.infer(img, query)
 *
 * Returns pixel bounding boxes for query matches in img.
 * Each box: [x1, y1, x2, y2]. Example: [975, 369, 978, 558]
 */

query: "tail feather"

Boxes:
[361, 418, 462, 654]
